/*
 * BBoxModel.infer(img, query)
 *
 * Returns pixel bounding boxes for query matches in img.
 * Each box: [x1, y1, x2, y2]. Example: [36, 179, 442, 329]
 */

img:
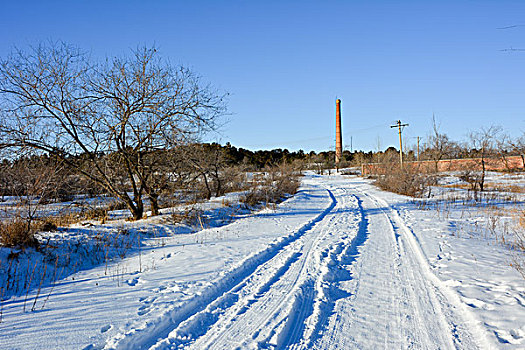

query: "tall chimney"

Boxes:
[335, 99, 342, 167]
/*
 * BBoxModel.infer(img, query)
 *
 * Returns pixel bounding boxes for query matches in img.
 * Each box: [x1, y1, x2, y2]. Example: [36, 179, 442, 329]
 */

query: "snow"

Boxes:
[1, 172, 524, 349]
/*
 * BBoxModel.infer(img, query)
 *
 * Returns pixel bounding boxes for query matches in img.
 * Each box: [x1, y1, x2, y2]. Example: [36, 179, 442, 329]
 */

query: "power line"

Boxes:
[497, 24, 525, 29]
[500, 47, 525, 52]
[240, 123, 386, 150]
[390, 120, 409, 168]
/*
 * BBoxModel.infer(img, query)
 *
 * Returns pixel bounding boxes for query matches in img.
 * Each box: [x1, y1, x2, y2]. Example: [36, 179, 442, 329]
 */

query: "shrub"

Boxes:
[240, 187, 266, 208]
[459, 170, 482, 192]
[169, 207, 206, 228]
[0, 219, 39, 249]
[36, 219, 58, 232]
[222, 167, 251, 193]
[106, 200, 128, 211]
[240, 163, 301, 208]
[375, 165, 436, 197]
[83, 207, 108, 220]
[511, 211, 525, 279]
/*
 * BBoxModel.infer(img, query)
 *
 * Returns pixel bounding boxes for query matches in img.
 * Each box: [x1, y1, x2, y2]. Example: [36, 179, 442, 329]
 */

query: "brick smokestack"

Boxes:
[335, 99, 342, 167]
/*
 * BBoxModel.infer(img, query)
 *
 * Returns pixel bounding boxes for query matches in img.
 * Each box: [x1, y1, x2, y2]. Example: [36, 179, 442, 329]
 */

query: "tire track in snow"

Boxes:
[104, 188, 337, 350]
[190, 188, 365, 350]
[348, 185, 483, 349]
[252, 193, 351, 349]
[283, 194, 370, 349]
[159, 249, 304, 349]
[183, 189, 343, 349]
[374, 194, 490, 349]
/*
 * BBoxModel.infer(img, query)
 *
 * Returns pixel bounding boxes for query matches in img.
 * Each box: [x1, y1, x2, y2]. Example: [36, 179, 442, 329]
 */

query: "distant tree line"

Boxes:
[0, 143, 348, 198]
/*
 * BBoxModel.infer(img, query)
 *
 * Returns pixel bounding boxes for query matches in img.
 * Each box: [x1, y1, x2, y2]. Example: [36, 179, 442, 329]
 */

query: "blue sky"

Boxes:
[1, 0, 524, 152]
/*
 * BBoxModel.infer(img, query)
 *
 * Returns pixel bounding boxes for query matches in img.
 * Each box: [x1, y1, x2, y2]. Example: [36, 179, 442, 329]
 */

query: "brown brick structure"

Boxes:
[335, 99, 342, 167]
[361, 155, 525, 175]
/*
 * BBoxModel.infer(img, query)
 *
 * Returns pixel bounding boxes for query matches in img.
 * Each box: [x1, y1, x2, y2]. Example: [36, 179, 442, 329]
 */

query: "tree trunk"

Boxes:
[213, 168, 222, 197]
[202, 173, 211, 200]
[149, 193, 160, 216]
[498, 151, 510, 171]
[215, 179, 222, 198]
[124, 197, 143, 221]
[136, 201, 144, 220]
[123, 189, 144, 220]
[480, 157, 485, 192]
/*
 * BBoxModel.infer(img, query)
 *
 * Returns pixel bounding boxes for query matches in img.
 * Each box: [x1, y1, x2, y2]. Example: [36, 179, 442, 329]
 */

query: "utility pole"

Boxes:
[417, 136, 420, 162]
[390, 120, 409, 168]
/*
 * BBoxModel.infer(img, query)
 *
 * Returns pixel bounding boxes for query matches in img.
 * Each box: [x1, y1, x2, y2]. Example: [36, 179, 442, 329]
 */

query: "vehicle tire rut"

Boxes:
[107, 188, 337, 350]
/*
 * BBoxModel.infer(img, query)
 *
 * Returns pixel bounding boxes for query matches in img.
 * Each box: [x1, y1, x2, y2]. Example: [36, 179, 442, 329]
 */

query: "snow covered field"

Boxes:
[1, 173, 524, 349]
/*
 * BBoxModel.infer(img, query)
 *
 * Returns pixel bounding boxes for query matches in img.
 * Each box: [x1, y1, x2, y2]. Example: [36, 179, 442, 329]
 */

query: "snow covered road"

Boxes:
[314, 181, 483, 349]
[1, 174, 523, 349]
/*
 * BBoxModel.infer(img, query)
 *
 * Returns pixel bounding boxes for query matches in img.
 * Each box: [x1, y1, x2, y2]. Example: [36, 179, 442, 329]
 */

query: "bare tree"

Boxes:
[507, 134, 525, 169]
[186, 143, 229, 200]
[424, 115, 459, 171]
[495, 132, 513, 171]
[0, 42, 226, 220]
[468, 125, 502, 192]
[0, 150, 66, 248]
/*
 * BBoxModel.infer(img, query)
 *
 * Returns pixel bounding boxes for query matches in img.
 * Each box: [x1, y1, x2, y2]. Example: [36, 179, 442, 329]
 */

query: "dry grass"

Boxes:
[240, 164, 301, 208]
[169, 207, 207, 229]
[27, 207, 107, 234]
[460, 205, 525, 279]
[0, 219, 39, 249]
[0, 200, 129, 250]
[510, 210, 525, 279]
[36, 201, 128, 230]
[484, 183, 525, 194]
[375, 166, 436, 198]
[442, 183, 475, 190]
[442, 181, 525, 194]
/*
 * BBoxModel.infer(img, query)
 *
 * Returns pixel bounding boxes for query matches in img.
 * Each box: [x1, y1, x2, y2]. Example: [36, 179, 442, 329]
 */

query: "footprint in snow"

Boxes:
[443, 279, 462, 287]
[154, 285, 168, 293]
[137, 305, 152, 316]
[100, 324, 112, 333]
[490, 284, 511, 293]
[515, 295, 525, 307]
[127, 277, 140, 286]
[137, 297, 157, 316]
[494, 329, 524, 345]
[160, 253, 173, 260]
[462, 297, 494, 310]
[140, 296, 157, 305]
[510, 328, 525, 341]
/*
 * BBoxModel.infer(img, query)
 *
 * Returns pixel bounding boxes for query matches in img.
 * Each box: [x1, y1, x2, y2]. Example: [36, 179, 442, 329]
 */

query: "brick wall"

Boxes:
[361, 155, 525, 175]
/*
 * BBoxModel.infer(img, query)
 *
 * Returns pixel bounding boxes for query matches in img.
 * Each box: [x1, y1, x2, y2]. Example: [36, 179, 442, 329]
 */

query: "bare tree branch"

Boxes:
[0, 42, 227, 220]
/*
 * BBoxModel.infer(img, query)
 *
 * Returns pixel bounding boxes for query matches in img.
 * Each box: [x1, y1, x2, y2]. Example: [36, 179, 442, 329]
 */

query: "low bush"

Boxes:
[106, 200, 128, 211]
[0, 219, 39, 249]
[375, 165, 436, 197]
[511, 211, 525, 279]
[240, 163, 301, 208]
[169, 207, 207, 229]
[36, 219, 58, 232]
[459, 170, 483, 192]
[240, 188, 267, 208]
[82, 207, 108, 221]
